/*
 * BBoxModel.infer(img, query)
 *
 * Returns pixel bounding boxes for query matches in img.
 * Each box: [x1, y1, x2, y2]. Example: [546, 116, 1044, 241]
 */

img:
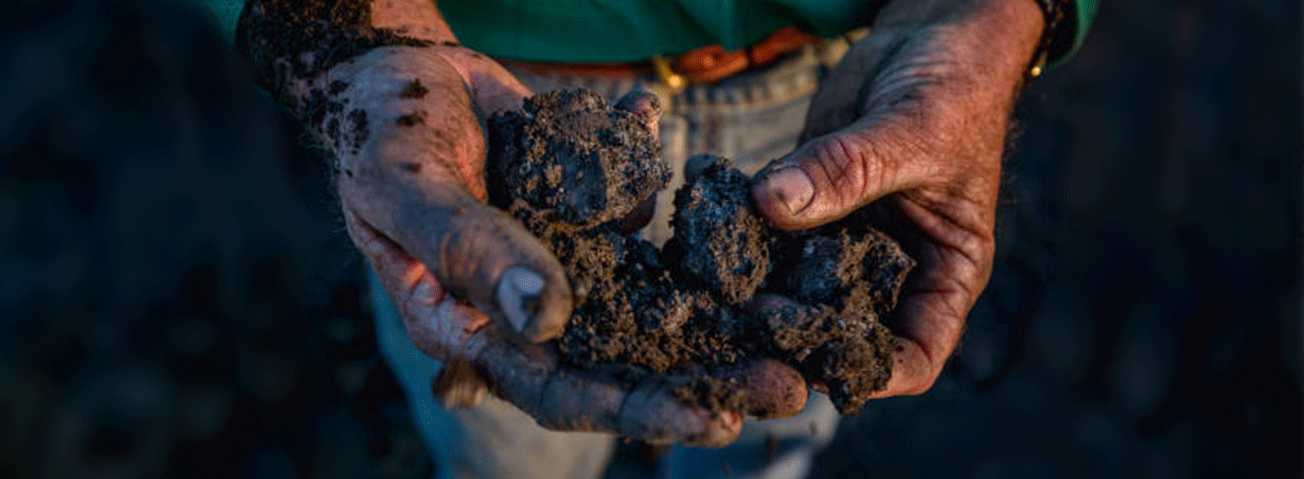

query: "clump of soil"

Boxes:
[488, 89, 670, 228]
[769, 215, 917, 321]
[487, 89, 915, 414]
[662, 155, 771, 305]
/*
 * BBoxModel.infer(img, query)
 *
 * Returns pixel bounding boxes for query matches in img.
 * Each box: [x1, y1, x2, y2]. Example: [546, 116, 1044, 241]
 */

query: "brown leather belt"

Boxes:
[499, 26, 820, 92]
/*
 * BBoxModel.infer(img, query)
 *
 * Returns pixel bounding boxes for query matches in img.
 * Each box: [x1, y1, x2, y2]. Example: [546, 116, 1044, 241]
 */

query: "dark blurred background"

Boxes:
[0, 0, 1298, 478]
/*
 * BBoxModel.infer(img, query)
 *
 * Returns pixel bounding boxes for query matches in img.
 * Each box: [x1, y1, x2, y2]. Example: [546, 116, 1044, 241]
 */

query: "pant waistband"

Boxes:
[497, 26, 823, 92]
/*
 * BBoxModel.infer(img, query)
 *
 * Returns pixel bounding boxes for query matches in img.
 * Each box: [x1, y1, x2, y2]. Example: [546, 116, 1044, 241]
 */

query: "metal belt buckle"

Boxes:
[651, 55, 687, 94]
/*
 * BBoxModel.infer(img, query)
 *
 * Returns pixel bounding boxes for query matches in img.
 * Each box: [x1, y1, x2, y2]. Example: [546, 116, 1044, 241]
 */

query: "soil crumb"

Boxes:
[663, 154, 771, 305]
[488, 89, 915, 414]
[488, 89, 670, 228]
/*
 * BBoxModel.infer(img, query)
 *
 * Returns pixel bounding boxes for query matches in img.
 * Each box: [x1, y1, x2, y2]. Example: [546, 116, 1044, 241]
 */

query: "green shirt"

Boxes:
[201, 0, 1097, 65]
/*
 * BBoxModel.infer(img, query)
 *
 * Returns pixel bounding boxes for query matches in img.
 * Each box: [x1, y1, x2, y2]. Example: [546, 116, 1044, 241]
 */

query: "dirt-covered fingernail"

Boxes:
[615, 89, 661, 118]
[762, 167, 814, 215]
[496, 266, 544, 332]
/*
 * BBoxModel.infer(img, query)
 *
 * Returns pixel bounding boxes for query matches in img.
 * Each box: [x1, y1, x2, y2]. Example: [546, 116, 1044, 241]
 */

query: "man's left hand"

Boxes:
[751, 0, 1044, 397]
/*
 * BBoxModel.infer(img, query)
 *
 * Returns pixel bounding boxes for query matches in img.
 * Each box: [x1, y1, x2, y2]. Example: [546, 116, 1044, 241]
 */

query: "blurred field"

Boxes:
[0, 0, 1298, 478]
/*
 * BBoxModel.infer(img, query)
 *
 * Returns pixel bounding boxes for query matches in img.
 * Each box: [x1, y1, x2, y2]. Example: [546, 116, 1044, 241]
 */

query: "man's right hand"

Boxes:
[236, 0, 809, 446]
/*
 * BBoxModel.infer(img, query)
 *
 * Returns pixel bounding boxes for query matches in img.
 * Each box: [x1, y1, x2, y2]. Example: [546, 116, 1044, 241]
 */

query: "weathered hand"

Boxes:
[751, 0, 1044, 397]
[337, 58, 781, 444]
[237, 0, 807, 446]
[330, 45, 573, 343]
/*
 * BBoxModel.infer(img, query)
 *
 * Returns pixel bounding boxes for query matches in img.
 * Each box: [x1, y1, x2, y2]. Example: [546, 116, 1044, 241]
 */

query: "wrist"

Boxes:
[876, 0, 1034, 26]
[897, 0, 1044, 84]
[1023, 0, 1074, 76]
[968, 0, 1046, 76]
[236, 0, 461, 103]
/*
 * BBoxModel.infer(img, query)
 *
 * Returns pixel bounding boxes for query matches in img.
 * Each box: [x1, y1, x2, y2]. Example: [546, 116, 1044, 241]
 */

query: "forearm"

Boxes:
[234, 0, 550, 319]
[840, 0, 1042, 153]
[235, 0, 453, 94]
[234, 1, 480, 236]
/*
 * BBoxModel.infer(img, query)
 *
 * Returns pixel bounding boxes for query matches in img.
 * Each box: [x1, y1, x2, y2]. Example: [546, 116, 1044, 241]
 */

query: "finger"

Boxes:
[614, 89, 662, 138]
[343, 169, 572, 343]
[709, 358, 808, 420]
[797, 31, 905, 143]
[418, 200, 572, 342]
[743, 293, 891, 407]
[750, 114, 948, 231]
[435, 46, 533, 116]
[617, 376, 743, 447]
[748, 32, 917, 232]
[471, 334, 743, 447]
[613, 89, 663, 234]
[332, 50, 573, 342]
[618, 195, 657, 234]
[871, 197, 992, 397]
[343, 208, 445, 310]
[344, 208, 495, 359]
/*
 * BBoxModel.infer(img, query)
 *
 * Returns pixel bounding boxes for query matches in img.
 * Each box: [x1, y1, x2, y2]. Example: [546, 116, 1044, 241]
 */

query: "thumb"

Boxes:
[341, 153, 572, 343]
[394, 191, 573, 342]
[335, 49, 573, 343]
[751, 117, 938, 231]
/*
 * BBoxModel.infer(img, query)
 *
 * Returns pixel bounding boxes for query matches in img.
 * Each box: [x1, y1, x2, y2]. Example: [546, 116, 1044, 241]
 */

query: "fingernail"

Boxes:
[615, 89, 661, 117]
[763, 167, 814, 215]
[496, 266, 544, 332]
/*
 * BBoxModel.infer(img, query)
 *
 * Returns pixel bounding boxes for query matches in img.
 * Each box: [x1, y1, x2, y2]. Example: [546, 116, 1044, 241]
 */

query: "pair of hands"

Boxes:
[273, 0, 1042, 446]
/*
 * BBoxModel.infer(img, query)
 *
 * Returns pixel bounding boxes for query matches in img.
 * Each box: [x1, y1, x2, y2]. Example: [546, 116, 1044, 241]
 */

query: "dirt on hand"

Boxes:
[487, 89, 915, 414]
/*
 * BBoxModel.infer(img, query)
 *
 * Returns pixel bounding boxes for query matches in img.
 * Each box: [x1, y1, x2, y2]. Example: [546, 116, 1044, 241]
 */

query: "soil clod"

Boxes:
[488, 89, 670, 228]
[663, 154, 771, 305]
[487, 89, 915, 415]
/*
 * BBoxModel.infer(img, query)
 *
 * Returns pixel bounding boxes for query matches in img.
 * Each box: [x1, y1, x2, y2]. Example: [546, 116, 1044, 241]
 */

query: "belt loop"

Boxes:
[816, 27, 868, 70]
[843, 27, 870, 44]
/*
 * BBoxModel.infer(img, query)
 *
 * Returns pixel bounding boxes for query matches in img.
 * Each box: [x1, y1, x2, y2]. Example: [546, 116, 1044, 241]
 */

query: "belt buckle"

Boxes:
[651, 55, 687, 94]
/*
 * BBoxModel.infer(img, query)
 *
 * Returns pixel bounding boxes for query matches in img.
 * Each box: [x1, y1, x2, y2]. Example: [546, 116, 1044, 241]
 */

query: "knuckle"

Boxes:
[885, 94, 960, 158]
[807, 134, 881, 204]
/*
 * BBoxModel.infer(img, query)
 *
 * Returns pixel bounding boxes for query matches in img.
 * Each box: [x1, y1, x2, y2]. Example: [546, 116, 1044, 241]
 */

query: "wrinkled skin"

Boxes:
[237, 0, 811, 446]
[751, 0, 1043, 397]
[237, 0, 1043, 446]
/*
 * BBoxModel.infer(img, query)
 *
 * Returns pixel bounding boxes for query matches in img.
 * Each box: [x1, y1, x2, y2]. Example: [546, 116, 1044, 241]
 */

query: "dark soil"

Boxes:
[663, 155, 771, 306]
[487, 89, 914, 414]
[9, 2, 1299, 478]
[768, 213, 916, 321]
[488, 90, 671, 228]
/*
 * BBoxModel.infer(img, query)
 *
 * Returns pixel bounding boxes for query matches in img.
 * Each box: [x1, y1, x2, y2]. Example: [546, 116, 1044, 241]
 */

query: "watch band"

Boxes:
[1027, 0, 1073, 77]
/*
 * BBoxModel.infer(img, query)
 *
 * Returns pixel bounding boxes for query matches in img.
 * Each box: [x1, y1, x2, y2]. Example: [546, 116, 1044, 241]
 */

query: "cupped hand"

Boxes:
[330, 46, 806, 445]
[751, 0, 1044, 397]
